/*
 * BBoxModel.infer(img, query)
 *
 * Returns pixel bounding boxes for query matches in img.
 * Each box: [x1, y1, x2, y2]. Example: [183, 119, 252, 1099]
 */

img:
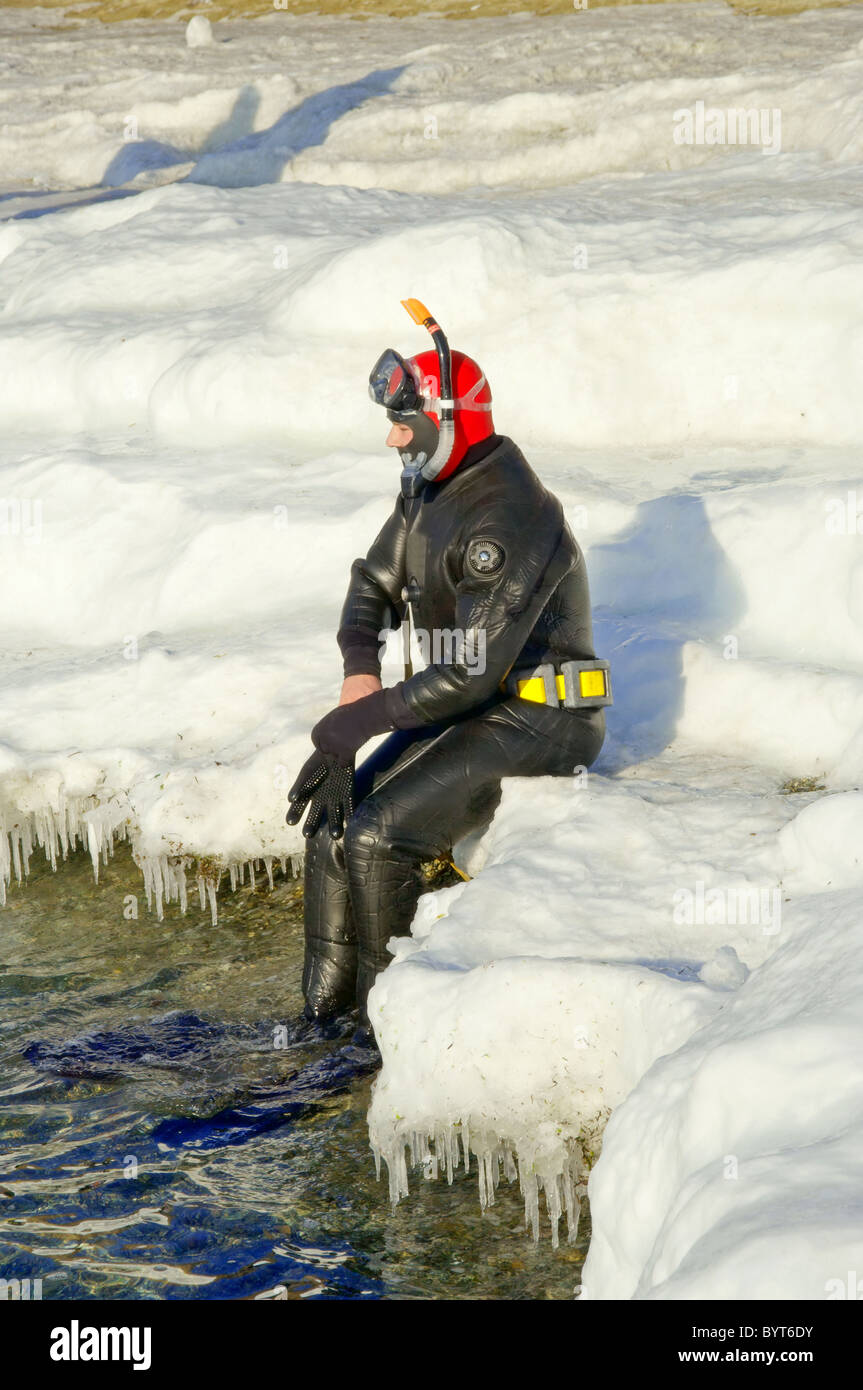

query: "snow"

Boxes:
[185, 17, 214, 49]
[2, 0, 863, 1297]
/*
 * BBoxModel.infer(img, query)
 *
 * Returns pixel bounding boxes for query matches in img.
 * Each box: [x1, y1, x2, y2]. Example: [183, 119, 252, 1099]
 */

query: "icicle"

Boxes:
[563, 1161, 581, 1247]
[0, 820, 9, 907]
[545, 1173, 563, 1250]
[38, 807, 58, 870]
[439, 1126, 456, 1185]
[87, 820, 101, 883]
[11, 827, 23, 884]
[503, 1146, 518, 1183]
[150, 856, 165, 920]
[140, 859, 153, 912]
[0, 781, 291, 936]
[20, 819, 34, 880]
[377, 1141, 409, 1206]
[522, 1170, 540, 1244]
[367, 1123, 600, 1253]
[478, 1149, 491, 1209]
[483, 1150, 496, 1208]
[55, 800, 68, 860]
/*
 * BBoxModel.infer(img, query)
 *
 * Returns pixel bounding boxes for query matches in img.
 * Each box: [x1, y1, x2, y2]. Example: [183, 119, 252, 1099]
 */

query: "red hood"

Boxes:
[407, 347, 494, 481]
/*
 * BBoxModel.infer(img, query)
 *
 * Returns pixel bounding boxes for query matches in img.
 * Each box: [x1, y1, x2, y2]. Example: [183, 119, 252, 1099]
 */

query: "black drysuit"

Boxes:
[302, 434, 606, 1031]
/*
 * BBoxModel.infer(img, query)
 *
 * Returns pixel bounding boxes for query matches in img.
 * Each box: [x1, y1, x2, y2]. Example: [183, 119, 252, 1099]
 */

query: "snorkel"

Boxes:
[396, 298, 455, 498]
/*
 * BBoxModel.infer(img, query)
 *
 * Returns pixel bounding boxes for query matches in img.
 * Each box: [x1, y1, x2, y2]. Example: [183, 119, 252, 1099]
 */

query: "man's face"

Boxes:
[386, 421, 414, 450]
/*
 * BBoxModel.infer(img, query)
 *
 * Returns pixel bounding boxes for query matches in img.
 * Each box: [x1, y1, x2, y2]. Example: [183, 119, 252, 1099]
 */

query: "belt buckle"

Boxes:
[505, 662, 559, 706]
[536, 662, 559, 706]
[561, 659, 613, 708]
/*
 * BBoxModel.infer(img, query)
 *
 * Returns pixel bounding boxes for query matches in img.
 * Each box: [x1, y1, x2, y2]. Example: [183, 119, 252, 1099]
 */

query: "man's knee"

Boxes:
[343, 797, 394, 870]
[344, 796, 434, 870]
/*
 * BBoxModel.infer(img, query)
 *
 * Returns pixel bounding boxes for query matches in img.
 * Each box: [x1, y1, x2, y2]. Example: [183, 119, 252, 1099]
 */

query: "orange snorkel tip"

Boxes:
[396, 297, 454, 494]
[401, 298, 440, 334]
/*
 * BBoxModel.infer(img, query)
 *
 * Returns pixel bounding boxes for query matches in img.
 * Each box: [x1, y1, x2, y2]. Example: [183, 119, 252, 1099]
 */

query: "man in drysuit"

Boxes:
[287, 300, 611, 1049]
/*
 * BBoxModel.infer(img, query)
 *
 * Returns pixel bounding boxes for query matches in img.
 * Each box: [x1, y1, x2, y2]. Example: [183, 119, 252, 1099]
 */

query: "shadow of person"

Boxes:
[6, 69, 404, 220]
[101, 136, 193, 188]
[100, 86, 262, 188]
[201, 83, 261, 153]
[186, 66, 406, 188]
[588, 492, 747, 773]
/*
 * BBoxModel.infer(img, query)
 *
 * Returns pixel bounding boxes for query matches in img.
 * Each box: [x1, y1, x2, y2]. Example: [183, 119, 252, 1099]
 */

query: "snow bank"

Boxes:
[3, 6, 863, 452]
[367, 772, 776, 1245]
[583, 881, 863, 1299]
[779, 792, 863, 893]
[2, 177, 863, 452]
[1, 1, 863, 1296]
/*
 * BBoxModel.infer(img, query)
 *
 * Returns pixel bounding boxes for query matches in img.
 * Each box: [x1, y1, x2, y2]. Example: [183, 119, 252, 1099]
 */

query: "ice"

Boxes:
[374, 1118, 598, 1248]
[1, 0, 862, 1295]
[0, 786, 130, 906]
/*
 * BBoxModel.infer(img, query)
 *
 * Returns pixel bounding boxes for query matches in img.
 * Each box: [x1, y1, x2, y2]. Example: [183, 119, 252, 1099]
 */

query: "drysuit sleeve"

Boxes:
[337, 496, 407, 679]
[383, 519, 577, 728]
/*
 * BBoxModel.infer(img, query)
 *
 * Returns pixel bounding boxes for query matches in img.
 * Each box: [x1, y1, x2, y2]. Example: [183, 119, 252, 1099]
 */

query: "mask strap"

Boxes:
[422, 372, 492, 413]
[456, 372, 492, 411]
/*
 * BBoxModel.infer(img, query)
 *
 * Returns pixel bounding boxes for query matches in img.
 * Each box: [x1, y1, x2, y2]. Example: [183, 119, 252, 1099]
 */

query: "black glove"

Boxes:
[310, 688, 394, 762]
[285, 751, 356, 841]
[287, 691, 394, 841]
[286, 750, 328, 836]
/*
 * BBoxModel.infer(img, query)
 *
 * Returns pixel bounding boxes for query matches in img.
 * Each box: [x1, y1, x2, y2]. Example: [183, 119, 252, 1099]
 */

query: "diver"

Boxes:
[287, 300, 612, 1051]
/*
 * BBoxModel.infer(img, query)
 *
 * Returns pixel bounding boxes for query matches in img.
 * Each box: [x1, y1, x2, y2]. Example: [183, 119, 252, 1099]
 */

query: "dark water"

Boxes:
[0, 844, 588, 1300]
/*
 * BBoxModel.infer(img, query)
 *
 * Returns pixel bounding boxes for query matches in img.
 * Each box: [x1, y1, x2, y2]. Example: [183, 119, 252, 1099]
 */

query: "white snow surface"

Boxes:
[2, 1, 863, 1297]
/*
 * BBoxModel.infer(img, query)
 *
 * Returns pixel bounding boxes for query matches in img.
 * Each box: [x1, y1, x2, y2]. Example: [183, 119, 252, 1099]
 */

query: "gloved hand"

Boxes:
[310, 688, 394, 762]
[286, 750, 356, 841]
[286, 690, 394, 841]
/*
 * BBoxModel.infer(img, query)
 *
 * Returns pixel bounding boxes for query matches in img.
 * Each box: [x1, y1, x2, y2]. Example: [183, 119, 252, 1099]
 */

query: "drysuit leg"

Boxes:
[343, 699, 605, 1032]
[301, 827, 357, 1021]
[301, 723, 447, 1021]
